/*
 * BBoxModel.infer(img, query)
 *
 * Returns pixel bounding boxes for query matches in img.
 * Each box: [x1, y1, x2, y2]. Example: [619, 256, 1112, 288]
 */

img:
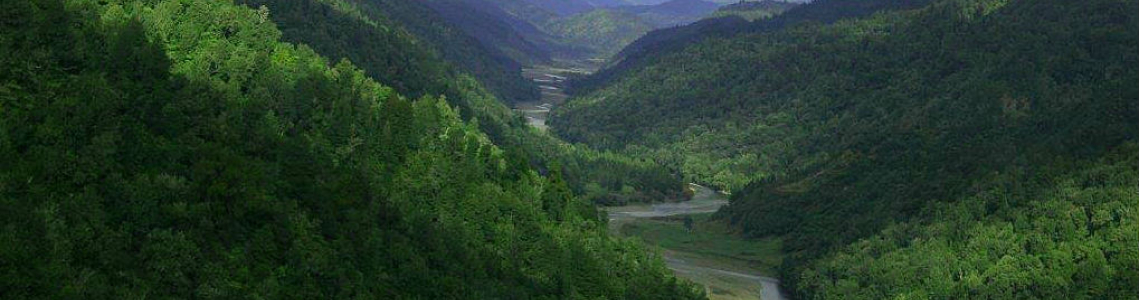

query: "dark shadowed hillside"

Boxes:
[574, 0, 936, 94]
[0, 0, 709, 298]
[552, 0, 1138, 297]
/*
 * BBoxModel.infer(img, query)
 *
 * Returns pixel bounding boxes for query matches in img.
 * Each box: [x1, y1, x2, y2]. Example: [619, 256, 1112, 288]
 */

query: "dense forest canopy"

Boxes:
[553, 0, 1138, 298]
[227, 0, 689, 205]
[573, 0, 937, 94]
[0, 0, 703, 298]
[3, 0, 1136, 298]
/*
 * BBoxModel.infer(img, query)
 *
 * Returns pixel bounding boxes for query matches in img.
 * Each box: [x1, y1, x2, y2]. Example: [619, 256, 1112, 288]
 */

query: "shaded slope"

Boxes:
[552, 0, 1138, 298]
[0, 0, 705, 298]
[574, 0, 935, 94]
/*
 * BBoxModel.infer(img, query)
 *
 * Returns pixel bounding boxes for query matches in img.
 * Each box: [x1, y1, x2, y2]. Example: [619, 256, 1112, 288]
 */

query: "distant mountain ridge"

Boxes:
[572, 0, 935, 94]
[711, 0, 800, 21]
[616, 0, 723, 26]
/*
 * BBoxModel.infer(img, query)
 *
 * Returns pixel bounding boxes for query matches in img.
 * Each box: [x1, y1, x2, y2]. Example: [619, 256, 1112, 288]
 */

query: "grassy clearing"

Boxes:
[618, 213, 783, 276]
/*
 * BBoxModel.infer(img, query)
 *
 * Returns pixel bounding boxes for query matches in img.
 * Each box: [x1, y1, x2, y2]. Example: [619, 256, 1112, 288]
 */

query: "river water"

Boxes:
[515, 65, 591, 130]
[518, 64, 782, 299]
[606, 184, 786, 300]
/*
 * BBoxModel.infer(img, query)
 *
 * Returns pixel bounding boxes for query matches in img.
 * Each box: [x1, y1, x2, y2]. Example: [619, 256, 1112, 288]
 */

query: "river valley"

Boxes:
[524, 61, 786, 300]
[515, 63, 593, 130]
[606, 184, 786, 300]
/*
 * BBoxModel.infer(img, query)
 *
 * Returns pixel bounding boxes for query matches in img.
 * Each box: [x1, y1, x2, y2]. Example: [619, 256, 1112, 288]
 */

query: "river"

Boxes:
[514, 64, 592, 130]
[517, 63, 783, 299]
[606, 184, 787, 300]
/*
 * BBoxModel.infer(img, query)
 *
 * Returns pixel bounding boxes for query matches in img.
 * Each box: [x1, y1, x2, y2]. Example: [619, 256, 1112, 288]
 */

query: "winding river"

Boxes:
[519, 64, 782, 299]
[514, 65, 590, 130]
[606, 184, 786, 300]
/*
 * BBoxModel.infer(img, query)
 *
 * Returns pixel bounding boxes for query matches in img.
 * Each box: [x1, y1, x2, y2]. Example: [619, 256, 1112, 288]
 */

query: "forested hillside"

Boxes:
[232, 0, 687, 204]
[235, 0, 538, 105]
[435, 0, 724, 60]
[574, 0, 935, 94]
[0, 0, 704, 298]
[422, 0, 554, 65]
[552, 0, 1138, 297]
[546, 9, 655, 57]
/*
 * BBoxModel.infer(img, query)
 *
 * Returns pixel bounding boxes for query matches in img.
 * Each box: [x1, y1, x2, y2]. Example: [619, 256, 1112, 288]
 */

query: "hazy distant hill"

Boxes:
[547, 9, 656, 56]
[424, 0, 554, 65]
[587, 0, 631, 7]
[617, 0, 723, 26]
[711, 0, 799, 21]
[574, 0, 936, 94]
[523, 0, 597, 15]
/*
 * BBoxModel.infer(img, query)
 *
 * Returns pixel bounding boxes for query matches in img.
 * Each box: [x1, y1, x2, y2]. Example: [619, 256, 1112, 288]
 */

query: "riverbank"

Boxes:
[515, 60, 600, 131]
[605, 184, 787, 300]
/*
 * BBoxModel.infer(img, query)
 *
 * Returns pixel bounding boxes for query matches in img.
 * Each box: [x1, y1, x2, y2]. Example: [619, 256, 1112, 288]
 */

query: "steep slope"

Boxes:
[423, 0, 553, 65]
[357, 0, 542, 104]
[232, 0, 687, 203]
[0, 0, 705, 298]
[552, 0, 1138, 297]
[800, 145, 1138, 299]
[234, 0, 538, 105]
[441, 0, 721, 60]
[574, 0, 935, 94]
[546, 9, 655, 57]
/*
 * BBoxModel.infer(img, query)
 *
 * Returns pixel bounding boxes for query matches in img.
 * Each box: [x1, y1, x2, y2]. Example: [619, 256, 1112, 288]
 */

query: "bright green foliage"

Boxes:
[801, 145, 1139, 299]
[553, 0, 1138, 298]
[228, 0, 687, 205]
[0, 0, 704, 298]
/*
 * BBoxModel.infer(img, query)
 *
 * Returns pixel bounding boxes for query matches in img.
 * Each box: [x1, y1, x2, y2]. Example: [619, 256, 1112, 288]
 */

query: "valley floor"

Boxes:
[515, 62, 596, 130]
[606, 184, 786, 300]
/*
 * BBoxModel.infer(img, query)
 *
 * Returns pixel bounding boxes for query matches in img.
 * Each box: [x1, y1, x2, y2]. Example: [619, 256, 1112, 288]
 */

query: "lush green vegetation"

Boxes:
[621, 214, 784, 275]
[710, 0, 798, 21]
[0, 0, 705, 298]
[438, 0, 720, 60]
[236, 0, 539, 105]
[547, 9, 654, 57]
[230, 0, 688, 204]
[800, 145, 1139, 299]
[554, 0, 1138, 298]
[574, 0, 935, 95]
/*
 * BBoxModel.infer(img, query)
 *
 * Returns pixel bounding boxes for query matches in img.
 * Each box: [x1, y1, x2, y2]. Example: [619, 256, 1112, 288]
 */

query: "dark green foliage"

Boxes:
[236, 0, 539, 105]
[231, 0, 686, 205]
[357, 0, 542, 104]
[574, 0, 935, 95]
[553, 0, 1139, 298]
[0, 0, 704, 298]
[801, 145, 1139, 299]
